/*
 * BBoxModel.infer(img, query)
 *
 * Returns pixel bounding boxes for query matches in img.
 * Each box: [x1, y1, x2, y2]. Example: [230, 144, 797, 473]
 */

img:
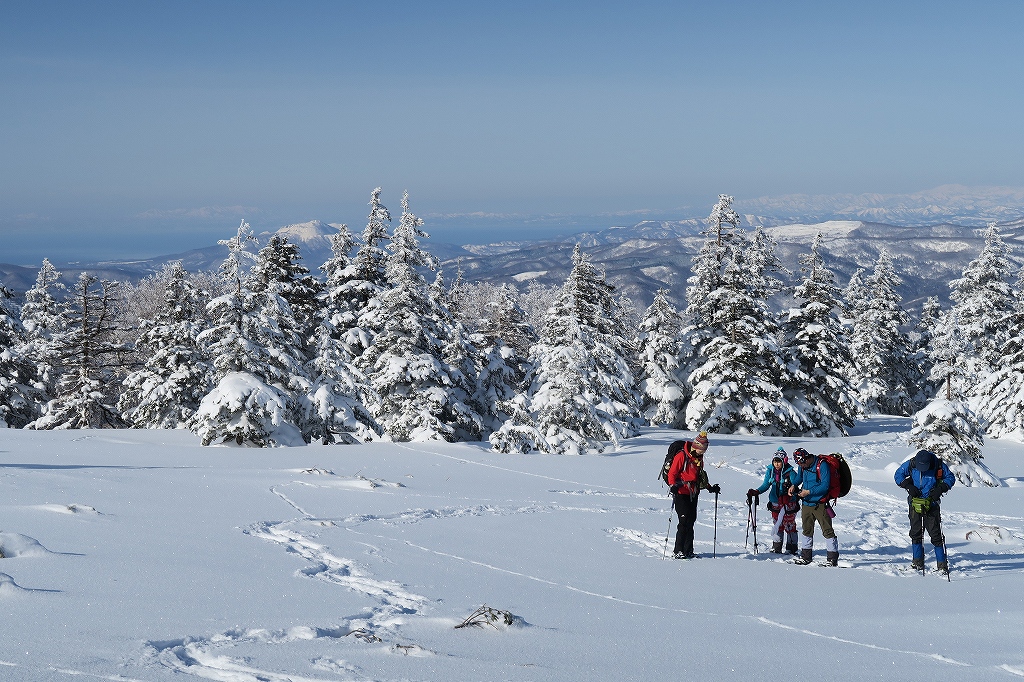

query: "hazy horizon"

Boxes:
[4, 2, 1024, 264]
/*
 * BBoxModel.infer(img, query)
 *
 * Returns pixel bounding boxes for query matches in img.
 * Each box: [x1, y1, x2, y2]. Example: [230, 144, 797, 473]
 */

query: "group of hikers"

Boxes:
[661, 432, 955, 573]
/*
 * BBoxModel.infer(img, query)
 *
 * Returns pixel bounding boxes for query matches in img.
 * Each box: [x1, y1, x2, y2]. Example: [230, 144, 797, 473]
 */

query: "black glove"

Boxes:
[670, 484, 681, 494]
[935, 482, 949, 494]
[709, 484, 721, 494]
[900, 479, 922, 498]
[928, 487, 943, 501]
[746, 488, 758, 498]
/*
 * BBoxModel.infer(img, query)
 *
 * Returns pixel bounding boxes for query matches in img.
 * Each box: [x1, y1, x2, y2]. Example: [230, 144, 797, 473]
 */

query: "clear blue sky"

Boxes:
[2, 0, 1023, 262]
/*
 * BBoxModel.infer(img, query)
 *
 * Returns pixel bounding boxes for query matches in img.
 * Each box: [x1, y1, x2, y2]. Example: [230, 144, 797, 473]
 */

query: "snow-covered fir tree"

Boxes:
[948, 223, 1016, 380]
[471, 283, 536, 431]
[782, 233, 860, 436]
[974, 266, 1024, 438]
[358, 192, 484, 442]
[0, 280, 46, 427]
[636, 289, 686, 427]
[684, 228, 807, 436]
[118, 262, 214, 429]
[490, 244, 642, 453]
[846, 250, 922, 416]
[190, 221, 307, 447]
[304, 224, 379, 444]
[910, 296, 943, 403]
[333, 187, 393, 359]
[247, 234, 322, 355]
[677, 195, 756, 417]
[29, 274, 127, 430]
[17, 258, 67, 398]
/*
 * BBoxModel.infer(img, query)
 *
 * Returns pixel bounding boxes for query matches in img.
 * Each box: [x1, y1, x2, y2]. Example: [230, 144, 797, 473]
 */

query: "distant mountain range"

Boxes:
[3, 211, 1023, 313]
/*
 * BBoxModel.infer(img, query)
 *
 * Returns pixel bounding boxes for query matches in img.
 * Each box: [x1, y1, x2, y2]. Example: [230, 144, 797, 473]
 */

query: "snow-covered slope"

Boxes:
[1, 422, 1022, 680]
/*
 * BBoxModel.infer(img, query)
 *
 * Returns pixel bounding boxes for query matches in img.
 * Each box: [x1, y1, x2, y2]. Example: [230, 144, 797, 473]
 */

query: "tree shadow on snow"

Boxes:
[0, 463, 183, 471]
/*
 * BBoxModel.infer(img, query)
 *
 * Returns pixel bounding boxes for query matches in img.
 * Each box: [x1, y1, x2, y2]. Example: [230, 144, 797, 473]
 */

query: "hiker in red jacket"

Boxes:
[667, 431, 720, 559]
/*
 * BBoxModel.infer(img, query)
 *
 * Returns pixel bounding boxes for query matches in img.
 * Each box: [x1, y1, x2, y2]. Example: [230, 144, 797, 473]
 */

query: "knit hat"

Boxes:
[693, 431, 709, 453]
[913, 449, 936, 472]
[773, 447, 787, 463]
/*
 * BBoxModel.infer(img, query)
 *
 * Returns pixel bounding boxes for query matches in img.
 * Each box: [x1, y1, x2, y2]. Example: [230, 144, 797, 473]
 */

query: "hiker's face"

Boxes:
[773, 461, 783, 470]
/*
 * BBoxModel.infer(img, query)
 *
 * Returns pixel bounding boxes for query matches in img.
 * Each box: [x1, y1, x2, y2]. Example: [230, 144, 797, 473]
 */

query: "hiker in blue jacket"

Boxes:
[747, 447, 800, 554]
[787, 448, 840, 566]
[894, 449, 955, 573]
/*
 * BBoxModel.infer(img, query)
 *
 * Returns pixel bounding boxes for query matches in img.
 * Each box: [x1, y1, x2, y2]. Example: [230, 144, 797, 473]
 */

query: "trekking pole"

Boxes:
[752, 493, 759, 555]
[745, 497, 752, 551]
[713, 491, 719, 558]
[939, 516, 951, 582]
[663, 496, 674, 559]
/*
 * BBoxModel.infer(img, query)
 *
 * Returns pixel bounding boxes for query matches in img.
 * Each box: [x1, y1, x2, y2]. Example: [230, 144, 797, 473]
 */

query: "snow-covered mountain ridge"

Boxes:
[2, 213, 1022, 310]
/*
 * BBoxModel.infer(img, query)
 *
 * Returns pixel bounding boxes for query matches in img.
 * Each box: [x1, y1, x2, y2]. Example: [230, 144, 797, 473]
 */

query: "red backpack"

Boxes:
[815, 453, 853, 503]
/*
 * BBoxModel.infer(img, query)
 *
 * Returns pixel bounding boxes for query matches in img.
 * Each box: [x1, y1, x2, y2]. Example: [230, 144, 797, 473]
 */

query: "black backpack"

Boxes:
[658, 440, 686, 483]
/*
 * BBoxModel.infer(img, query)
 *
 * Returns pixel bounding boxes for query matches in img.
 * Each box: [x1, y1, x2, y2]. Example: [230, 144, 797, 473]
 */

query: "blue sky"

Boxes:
[2, 1, 1023, 262]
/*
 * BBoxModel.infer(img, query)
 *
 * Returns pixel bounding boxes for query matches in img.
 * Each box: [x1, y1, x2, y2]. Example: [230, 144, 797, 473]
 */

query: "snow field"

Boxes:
[0, 421, 1023, 680]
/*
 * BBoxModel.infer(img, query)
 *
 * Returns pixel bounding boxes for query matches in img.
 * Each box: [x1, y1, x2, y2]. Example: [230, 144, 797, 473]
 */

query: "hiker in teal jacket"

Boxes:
[894, 449, 955, 573]
[788, 448, 839, 566]
[747, 448, 799, 554]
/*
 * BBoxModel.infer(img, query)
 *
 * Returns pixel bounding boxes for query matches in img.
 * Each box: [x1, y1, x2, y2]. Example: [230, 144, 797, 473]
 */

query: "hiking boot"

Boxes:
[673, 551, 686, 559]
[825, 551, 839, 567]
[785, 542, 798, 555]
[911, 557, 924, 570]
[936, 561, 948, 574]
[771, 541, 783, 553]
[793, 548, 813, 565]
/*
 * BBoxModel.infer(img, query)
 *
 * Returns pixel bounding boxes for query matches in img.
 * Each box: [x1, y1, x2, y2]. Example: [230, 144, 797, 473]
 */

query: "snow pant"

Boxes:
[800, 503, 838, 554]
[768, 500, 799, 546]
[909, 501, 946, 563]
[672, 492, 700, 555]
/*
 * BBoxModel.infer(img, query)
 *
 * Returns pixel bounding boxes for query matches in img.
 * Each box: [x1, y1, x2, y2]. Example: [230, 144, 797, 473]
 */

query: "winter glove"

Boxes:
[746, 488, 758, 499]
[709, 484, 721, 494]
[935, 481, 950, 494]
[670, 484, 681, 495]
[899, 479, 922, 498]
[928, 487, 943, 501]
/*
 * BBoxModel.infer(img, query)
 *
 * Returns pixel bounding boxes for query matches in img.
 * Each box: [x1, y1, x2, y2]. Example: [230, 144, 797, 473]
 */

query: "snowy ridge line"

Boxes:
[755, 617, 971, 667]
[393, 443, 650, 495]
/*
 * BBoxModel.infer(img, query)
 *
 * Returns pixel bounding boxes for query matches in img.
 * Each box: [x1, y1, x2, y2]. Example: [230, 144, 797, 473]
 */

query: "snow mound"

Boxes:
[0, 573, 30, 597]
[0, 533, 54, 558]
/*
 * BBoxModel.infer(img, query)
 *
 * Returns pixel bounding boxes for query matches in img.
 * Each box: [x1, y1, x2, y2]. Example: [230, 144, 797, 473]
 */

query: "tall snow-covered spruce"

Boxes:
[490, 244, 642, 454]
[0, 279, 45, 427]
[845, 249, 922, 416]
[683, 202, 806, 435]
[119, 262, 214, 429]
[305, 223, 379, 444]
[358, 191, 484, 442]
[782, 233, 860, 436]
[190, 221, 307, 447]
[974, 265, 1024, 439]
[948, 223, 1016, 382]
[636, 289, 686, 427]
